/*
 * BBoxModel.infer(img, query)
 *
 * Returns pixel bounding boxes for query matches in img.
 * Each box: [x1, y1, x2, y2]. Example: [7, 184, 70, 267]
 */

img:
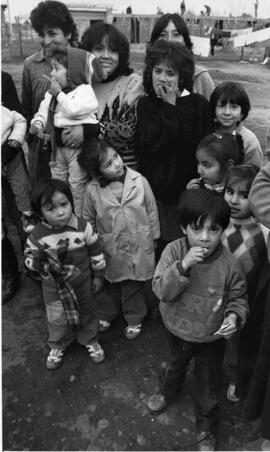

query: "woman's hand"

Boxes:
[156, 82, 179, 106]
[61, 125, 84, 148]
[7, 139, 21, 149]
[186, 178, 202, 190]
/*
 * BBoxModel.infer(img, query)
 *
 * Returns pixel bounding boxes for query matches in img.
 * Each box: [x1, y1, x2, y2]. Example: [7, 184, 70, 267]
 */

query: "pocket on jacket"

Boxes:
[137, 226, 154, 253]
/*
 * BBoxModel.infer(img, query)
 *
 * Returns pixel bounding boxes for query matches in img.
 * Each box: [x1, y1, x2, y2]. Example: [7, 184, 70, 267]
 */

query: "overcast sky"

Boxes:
[6, 0, 270, 21]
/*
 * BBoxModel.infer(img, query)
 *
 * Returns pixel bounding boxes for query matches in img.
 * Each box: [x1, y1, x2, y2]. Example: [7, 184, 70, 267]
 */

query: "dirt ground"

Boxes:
[2, 58, 270, 451]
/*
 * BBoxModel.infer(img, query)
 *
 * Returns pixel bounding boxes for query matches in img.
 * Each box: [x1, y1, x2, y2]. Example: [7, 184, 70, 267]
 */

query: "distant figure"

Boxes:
[126, 6, 132, 14]
[204, 4, 211, 16]
[254, 0, 259, 18]
[210, 23, 219, 56]
[180, 1, 186, 15]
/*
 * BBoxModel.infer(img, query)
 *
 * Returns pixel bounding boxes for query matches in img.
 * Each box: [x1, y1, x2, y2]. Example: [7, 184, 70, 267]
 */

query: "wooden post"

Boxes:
[15, 16, 23, 58]
[240, 45, 244, 61]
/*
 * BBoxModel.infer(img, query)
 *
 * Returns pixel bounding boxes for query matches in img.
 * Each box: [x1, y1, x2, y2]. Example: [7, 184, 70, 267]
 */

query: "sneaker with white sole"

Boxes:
[86, 341, 105, 363]
[124, 324, 142, 340]
[46, 348, 64, 370]
[147, 393, 168, 414]
[227, 383, 240, 402]
[99, 319, 111, 332]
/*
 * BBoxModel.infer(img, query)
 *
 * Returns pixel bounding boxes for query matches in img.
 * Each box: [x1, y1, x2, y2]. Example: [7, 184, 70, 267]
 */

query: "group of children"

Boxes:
[2, 40, 269, 452]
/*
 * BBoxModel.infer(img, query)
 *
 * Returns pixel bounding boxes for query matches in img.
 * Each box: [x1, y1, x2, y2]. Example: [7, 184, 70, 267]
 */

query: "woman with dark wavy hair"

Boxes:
[22, 1, 80, 183]
[136, 40, 212, 255]
[149, 13, 215, 100]
[80, 23, 144, 169]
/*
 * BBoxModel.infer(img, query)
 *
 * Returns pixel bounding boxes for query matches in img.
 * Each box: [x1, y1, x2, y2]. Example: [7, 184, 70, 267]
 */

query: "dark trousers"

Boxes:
[159, 331, 225, 435]
[2, 235, 18, 277]
[99, 280, 147, 325]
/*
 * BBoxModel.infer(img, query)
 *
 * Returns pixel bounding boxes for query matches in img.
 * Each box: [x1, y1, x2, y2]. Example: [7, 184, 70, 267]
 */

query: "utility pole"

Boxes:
[15, 16, 23, 57]
[6, 0, 13, 39]
[254, 0, 259, 18]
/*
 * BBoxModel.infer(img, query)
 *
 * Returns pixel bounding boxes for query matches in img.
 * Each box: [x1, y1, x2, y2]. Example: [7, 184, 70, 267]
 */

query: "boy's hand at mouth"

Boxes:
[182, 246, 208, 271]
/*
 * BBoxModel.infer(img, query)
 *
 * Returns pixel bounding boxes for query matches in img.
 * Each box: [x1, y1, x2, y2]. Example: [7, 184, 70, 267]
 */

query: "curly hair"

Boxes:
[197, 132, 245, 172]
[149, 13, 193, 51]
[80, 23, 133, 76]
[210, 82, 251, 121]
[30, 1, 79, 47]
[143, 40, 194, 95]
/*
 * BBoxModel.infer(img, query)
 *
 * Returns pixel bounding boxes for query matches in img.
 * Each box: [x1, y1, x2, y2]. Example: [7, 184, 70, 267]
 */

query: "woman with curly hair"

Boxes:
[80, 22, 144, 169]
[22, 0, 80, 183]
[149, 13, 215, 100]
[136, 40, 212, 254]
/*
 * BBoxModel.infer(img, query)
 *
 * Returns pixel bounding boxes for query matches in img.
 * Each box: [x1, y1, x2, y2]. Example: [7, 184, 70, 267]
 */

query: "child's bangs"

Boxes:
[218, 86, 242, 106]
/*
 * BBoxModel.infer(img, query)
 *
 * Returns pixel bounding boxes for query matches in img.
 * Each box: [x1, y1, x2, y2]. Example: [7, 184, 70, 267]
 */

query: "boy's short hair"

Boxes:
[210, 82, 251, 121]
[225, 164, 260, 192]
[31, 179, 74, 219]
[143, 40, 194, 95]
[30, 0, 78, 47]
[177, 188, 230, 230]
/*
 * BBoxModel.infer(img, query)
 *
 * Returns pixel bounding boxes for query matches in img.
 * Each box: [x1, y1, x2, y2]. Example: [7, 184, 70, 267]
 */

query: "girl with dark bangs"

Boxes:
[136, 40, 212, 255]
[80, 23, 144, 169]
[210, 82, 264, 167]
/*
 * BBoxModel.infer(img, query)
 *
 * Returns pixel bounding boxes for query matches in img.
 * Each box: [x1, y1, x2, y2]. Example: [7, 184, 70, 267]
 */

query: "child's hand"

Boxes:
[182, 246, 207, 271]
[29, 121, 45, 139]
[156, 82, 179, 106]
[7, 139, 21, 149]
[186, 178, 202, 190]
[92, 276, 104, 294]
[214, 313, 238, 339]
[49, 78, 62, 96]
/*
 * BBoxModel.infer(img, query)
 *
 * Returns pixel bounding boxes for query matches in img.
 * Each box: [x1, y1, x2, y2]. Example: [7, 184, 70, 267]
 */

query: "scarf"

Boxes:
[32, 242, 81, 324]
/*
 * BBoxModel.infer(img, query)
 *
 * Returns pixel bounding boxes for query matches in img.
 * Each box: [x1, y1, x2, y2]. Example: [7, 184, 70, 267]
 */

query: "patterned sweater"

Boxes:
[24, 215, 105, 280]
[222, 217, 267, 288]
[153, 236, 248, 343]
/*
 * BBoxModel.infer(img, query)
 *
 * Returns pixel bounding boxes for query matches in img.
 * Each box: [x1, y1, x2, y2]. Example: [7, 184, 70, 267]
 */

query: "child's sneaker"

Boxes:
[124, 324, 142, 340]
[227, 383, 240, 402]
[46, 348, 64, 370]
[147, 393, 168, 414]
[22, 213, 35, 234]
[86, 341, 105, 363]
[99, 319, 111, 332]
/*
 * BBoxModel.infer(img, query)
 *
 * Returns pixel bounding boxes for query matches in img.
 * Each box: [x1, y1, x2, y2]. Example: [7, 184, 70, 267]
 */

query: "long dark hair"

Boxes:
[149, 13, 193, 51]
[80, 23, 133, 77]
[143, 40, 194, 95]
